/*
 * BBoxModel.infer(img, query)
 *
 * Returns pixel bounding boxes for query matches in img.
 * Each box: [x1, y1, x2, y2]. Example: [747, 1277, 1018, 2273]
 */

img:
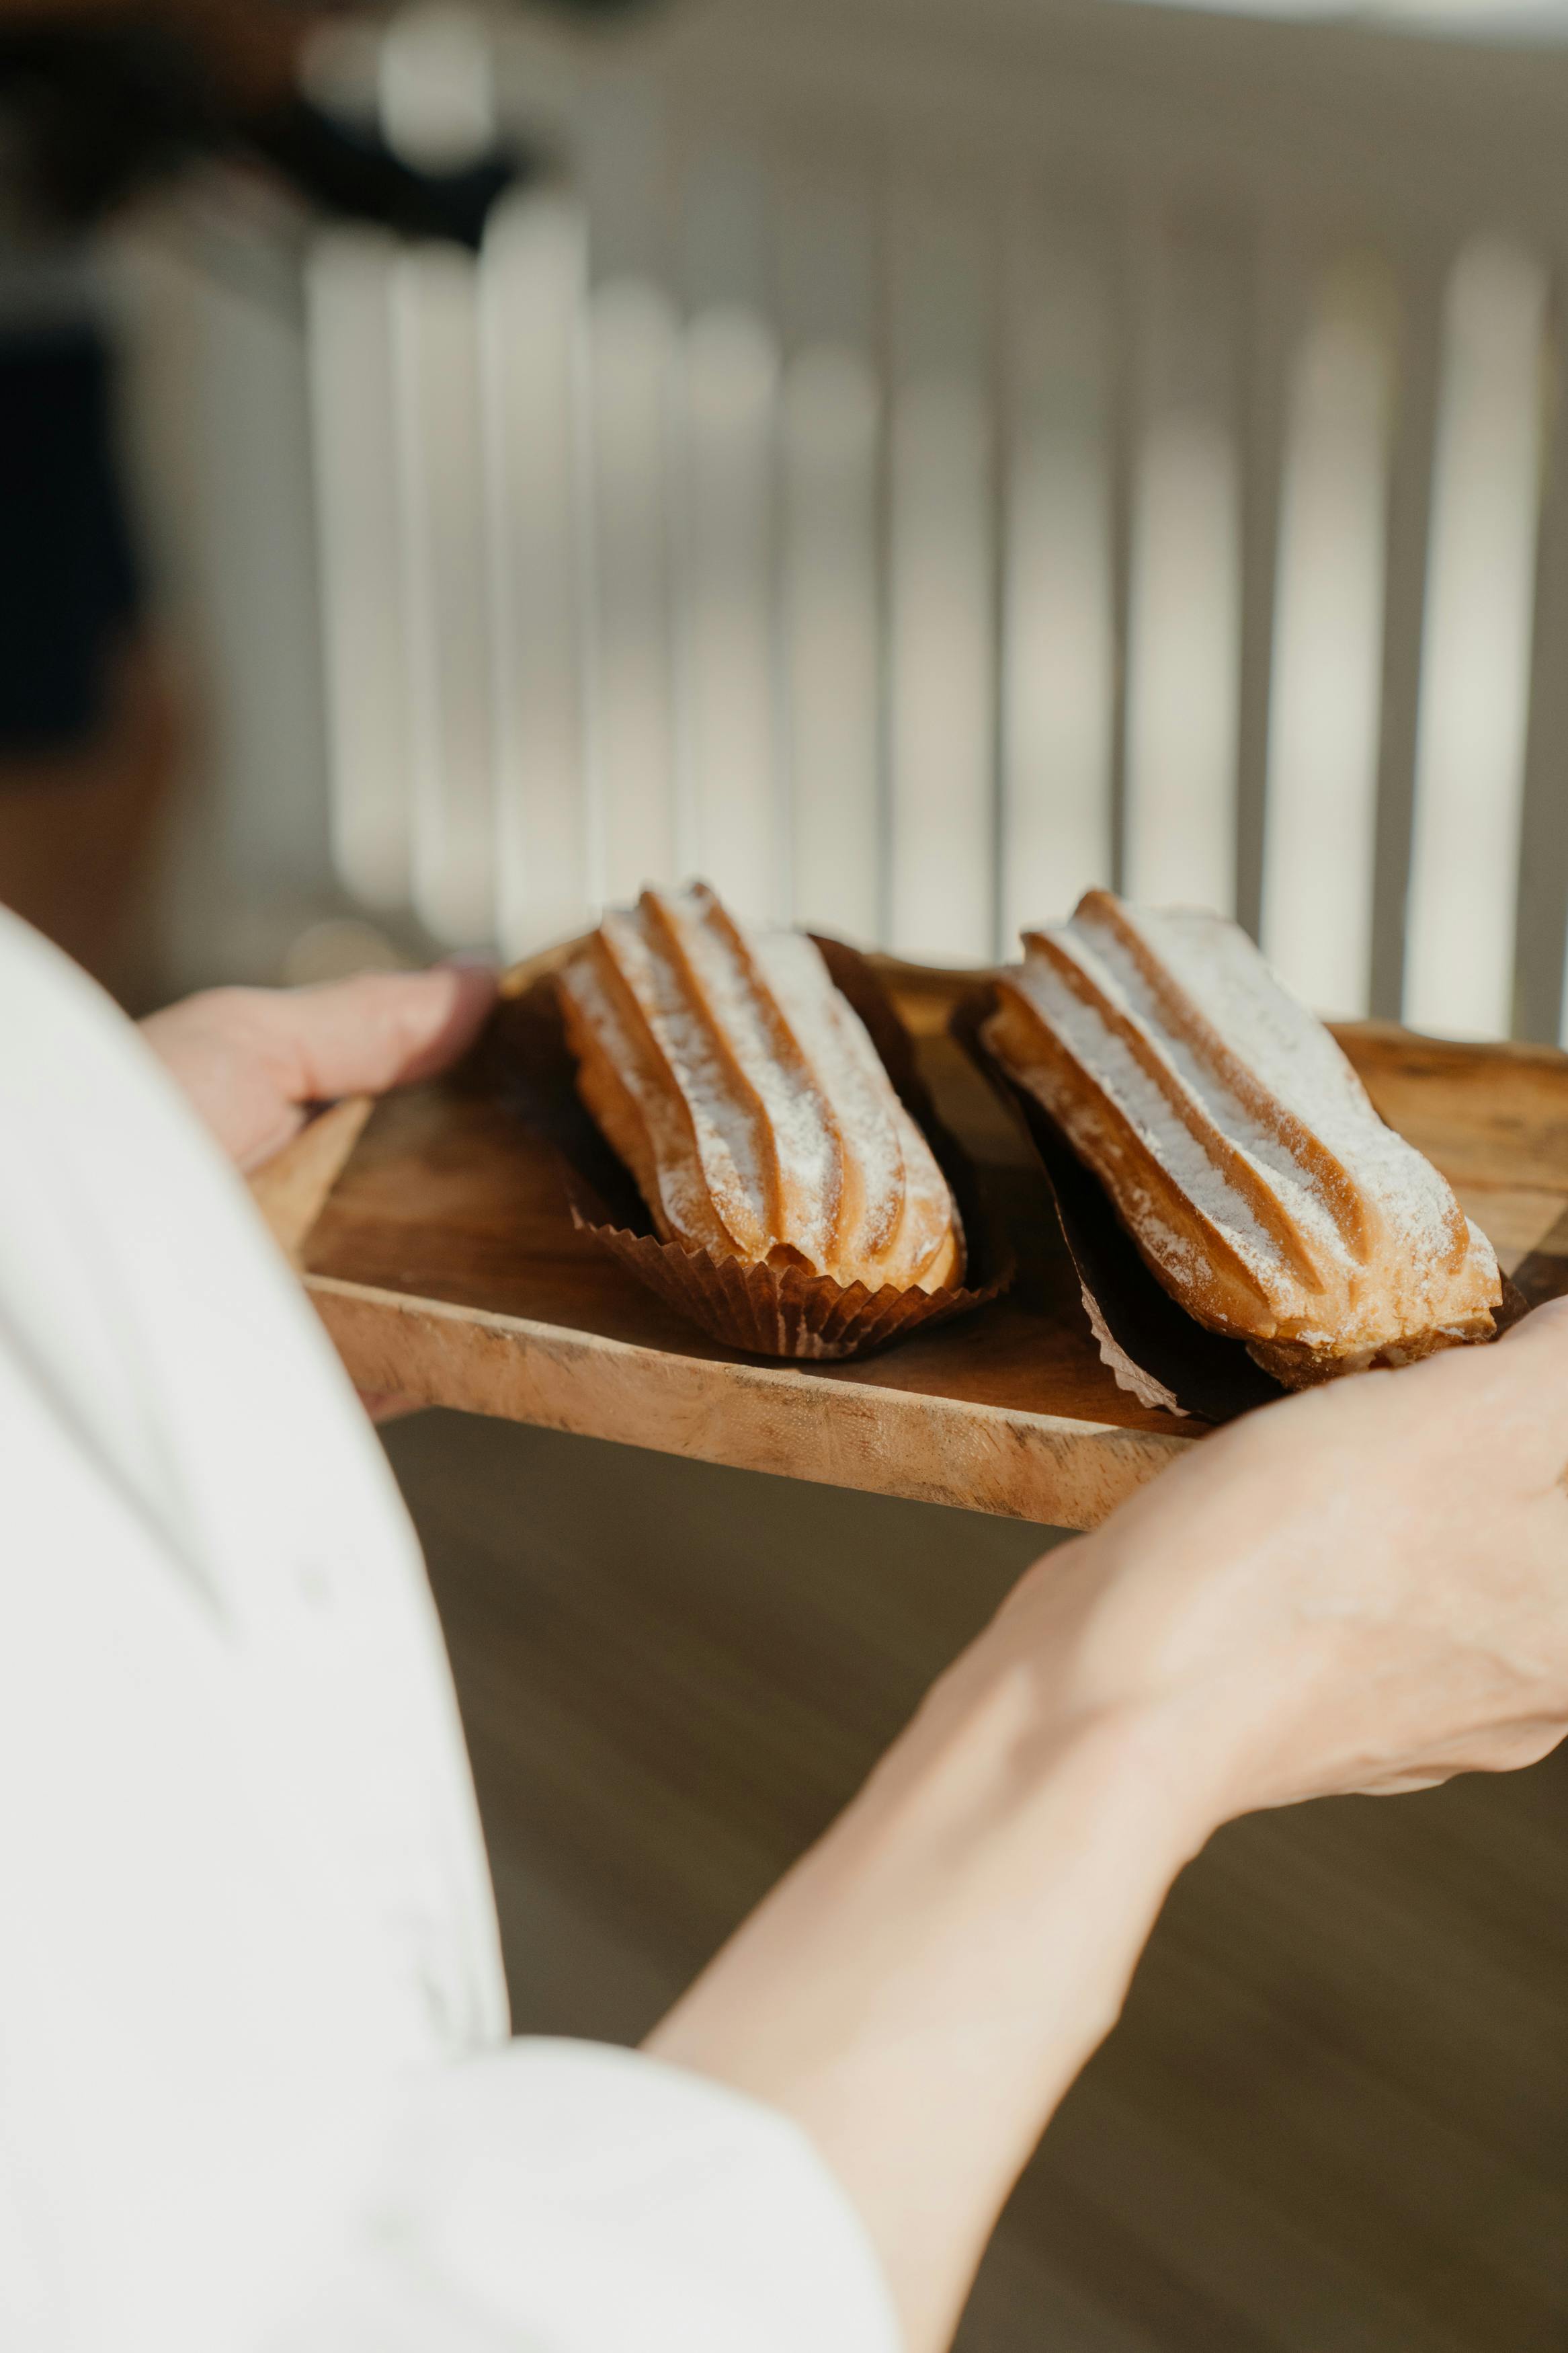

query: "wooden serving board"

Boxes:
[252, 955, 1568, 1533]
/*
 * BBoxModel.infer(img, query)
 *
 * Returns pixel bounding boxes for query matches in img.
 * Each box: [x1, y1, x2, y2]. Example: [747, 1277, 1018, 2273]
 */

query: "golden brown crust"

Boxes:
[986, 892, 1500, 1381]
[1244, 1318, 1499, 1390]
[985, 981, 1278, 1331]
[559, 884, 962, 1295]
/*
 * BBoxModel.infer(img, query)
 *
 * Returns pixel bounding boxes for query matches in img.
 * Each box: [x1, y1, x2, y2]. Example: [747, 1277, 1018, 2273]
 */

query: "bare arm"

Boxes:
[652, 1313, 1568, 2350]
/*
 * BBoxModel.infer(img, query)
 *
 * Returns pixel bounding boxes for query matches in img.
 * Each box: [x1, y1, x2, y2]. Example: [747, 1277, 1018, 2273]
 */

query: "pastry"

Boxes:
[983, 890, 1501, 1386]
[559, 883, 963, 1293]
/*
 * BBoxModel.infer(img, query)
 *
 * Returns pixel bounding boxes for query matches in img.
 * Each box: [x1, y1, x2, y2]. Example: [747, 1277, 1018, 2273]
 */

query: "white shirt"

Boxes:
[0, 910, 899, 2353]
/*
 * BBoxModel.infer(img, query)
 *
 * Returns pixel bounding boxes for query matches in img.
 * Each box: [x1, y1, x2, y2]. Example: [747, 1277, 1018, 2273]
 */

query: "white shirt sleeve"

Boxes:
[0, 910, 901, 2353]
[279, 2041, 899, 2353]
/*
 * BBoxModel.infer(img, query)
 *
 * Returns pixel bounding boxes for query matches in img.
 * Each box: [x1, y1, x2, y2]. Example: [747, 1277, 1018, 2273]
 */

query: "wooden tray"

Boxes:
[251, 953, 1568, 1532]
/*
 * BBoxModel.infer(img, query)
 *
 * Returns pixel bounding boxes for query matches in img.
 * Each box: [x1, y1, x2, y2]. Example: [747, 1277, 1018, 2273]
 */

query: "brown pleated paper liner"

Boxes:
[950, 983, 1526, 1426]
[470, 938, 1014, 1363]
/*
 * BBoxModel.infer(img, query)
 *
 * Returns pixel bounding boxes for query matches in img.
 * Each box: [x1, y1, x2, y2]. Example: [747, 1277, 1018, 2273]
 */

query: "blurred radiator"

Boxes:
[180, 0, 1568, 1038]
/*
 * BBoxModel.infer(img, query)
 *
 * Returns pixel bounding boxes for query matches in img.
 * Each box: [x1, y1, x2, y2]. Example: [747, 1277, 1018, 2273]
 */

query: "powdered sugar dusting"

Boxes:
[597, 908, 767, 1255]
[998, 891, 1500, 1365]
[752, 930, 903, 1261]
[656, 893, 841, 1269]
[557, 949, 724, 1248]
[1110, 903, 1462, 1287]
[569, 885, 960, 1291]
[1012, 956, 1288, 1288]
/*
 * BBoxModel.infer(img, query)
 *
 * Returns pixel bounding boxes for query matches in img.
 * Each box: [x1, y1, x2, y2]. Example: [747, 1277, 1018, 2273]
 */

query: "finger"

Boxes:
[1487, 1296, 1568, 1449]
[358, 1390, 427, 1425]
[1390, 1295, 1568, 1461]
[1500, 1293, 1568, 1348]
[1354, 1773, 1456, 1796]
[1353, 1715, 1568, 1796]
[280, 963, 498, 1104]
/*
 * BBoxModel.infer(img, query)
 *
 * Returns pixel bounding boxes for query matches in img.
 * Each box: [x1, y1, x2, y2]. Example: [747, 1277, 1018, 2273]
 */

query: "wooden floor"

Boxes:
[388, 1409, 1568, 2353]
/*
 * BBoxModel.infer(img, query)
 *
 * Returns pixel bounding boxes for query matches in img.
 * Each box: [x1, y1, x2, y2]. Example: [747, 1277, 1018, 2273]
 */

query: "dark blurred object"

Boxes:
[0, 12, 530, 760]
[0, 22, 524, 251]
[0, 3, 537, 996]
[0, 7, 531, 763]
[0, 0, 642, 990]
[246, 92, 517, 253]
[0, 631, 179, 987]
[0, 319, 142, 750]
[0, 25, 215, 235]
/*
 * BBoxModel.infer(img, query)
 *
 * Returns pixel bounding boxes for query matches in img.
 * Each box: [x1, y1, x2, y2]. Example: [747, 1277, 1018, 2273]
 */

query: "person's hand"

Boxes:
[991, 1304, 1568, 1819]
[140, 963, 497, 1426]
[651, 1314, 1568, 2352]
[139, 962, 497, 1174]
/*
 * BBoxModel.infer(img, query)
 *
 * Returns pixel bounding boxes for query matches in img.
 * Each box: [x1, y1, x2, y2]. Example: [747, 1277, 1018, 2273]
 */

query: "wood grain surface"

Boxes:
[247, 1094, 373, 1263]
[255, 961, 1568, 1531]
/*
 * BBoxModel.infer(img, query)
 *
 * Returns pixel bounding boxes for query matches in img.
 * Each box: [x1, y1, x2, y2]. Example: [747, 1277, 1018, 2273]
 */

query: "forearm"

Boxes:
[648, 1545, 1221, 2353]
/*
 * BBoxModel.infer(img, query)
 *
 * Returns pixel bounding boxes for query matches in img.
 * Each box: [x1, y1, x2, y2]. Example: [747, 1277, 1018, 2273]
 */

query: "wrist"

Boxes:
[654, 1562, 1224, 2094]
[650, 1606, 1219, 2351]
[938, 1531, 1240, 1858]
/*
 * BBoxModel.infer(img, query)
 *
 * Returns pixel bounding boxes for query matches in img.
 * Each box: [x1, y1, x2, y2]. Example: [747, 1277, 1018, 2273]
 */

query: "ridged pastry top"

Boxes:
[985, 891, 1500, 1378]
[559, 883, 962, 1293]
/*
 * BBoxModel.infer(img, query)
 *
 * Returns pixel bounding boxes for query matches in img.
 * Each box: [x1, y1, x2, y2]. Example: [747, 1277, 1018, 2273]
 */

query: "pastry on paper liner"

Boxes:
[952, 981, 1280, 1424]
[558, 882, 963, 1293]
[981, 891, 1502, 1392]
[493, 891, 1009, 1363]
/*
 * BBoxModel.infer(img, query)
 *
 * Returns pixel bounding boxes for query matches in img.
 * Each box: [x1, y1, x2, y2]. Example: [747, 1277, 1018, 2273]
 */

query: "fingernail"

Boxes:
[438, 950, 501, 973]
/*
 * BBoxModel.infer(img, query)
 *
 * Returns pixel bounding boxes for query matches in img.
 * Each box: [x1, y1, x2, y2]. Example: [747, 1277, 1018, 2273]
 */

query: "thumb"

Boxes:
[280, 962, 499, 1101]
